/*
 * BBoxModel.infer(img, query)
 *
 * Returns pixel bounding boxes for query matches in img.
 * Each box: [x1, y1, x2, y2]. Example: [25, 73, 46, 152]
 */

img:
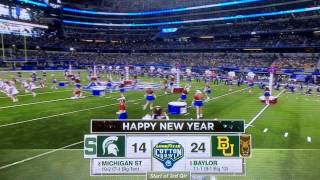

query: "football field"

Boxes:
[0, 71, 320, 180]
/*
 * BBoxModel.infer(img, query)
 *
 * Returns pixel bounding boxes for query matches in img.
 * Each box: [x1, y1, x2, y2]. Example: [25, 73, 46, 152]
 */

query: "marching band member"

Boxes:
[274, 82, 281, 91]
[64, 69, 68, 79]
[152, 106, 169, 120]
[132, 75, 138, 89]
[27, 79, 37, 97]
[193, 90, 204, 120]
[8, 81, 19, 102]
[288, 81, 295, 93]
[22, 80, 30, 93]
[143, 87, 156, 110]
[247, 79, 254, 94]
[299, 83, 304, 95]
[51, 78, 58, 89]
[0, 79, 4, 93]
[227, 76, 233, 92]
[305, 86, 312, 96]
[264, 87, 271, 105]
[117, 97, 127, 120]
[204, 83, 212, 101]
[39, 79, 45, 88]
[42, 71, 47, 80]
[74, 75, 81, 88]
[15, 72, 22, 82]
[72, 86, 82, 99]
[2, 81, 10, 95]
[179, 87, 188, 102]
[119, 83, 126, 98]
[31, 72, 37, 82]
[169, 76, 175, 93]
[162, 78, 169, 95]
[106, 79, 113, 93]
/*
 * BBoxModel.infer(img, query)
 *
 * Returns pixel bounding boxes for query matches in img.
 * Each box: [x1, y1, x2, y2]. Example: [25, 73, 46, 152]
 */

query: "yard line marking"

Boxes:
[245, 89, 285, 129]
[0, 94, 158, 128]
[0, 96, 90, 109]
[0, 95, 167, 168]
[0, 101, 118, 128]
[0, 89, 72, 99]
[0, 94, 165, 168]
[0, 88, 243, 128]
[307, 137, 312, 143]
[245, 105, 270, 129]
[207, 87, 249, 102]
[187, 87, 248, 109]
[0, 141, 83, 170]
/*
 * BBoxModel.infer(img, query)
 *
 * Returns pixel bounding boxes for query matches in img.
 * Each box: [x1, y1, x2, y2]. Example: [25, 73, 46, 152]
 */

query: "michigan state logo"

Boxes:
[211, 136, 239, 157]
[97, 136, 125, 157]
[153, 140, 184, 169]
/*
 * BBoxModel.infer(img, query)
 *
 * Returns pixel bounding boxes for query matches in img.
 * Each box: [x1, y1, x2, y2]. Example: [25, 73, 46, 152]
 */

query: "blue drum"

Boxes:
[168, 102, 187, 115]
[59, 81, 67, 87]
[92, 86, 106, 96]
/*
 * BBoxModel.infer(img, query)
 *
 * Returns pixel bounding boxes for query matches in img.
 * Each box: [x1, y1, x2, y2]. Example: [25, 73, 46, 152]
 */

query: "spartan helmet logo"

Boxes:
[102, 136, 119, 156]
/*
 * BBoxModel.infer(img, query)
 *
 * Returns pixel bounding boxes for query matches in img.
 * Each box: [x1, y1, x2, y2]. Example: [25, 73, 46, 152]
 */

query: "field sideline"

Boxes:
[0, 71, 319, 180]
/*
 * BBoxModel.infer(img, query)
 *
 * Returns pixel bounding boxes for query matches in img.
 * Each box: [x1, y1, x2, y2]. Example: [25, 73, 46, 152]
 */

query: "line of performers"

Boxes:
[281, 82, 320, 96]
[0, 78, 40, 102]
[115, 82, 213, 120]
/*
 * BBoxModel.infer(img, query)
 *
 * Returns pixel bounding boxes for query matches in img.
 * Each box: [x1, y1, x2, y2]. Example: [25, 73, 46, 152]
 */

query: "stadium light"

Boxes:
[63, 6, 320, 27]
[63, 0, 263, 16]
[161, 28, 178, 33]
[200, 36, 214, 39]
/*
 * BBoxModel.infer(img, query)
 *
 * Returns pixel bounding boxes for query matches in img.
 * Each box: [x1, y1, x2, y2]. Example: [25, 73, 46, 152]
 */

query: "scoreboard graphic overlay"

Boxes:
[84, 120, 252, 178]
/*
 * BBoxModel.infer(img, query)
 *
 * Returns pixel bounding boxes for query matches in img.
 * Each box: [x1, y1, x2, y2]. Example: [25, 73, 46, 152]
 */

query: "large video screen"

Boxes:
[0, 19, 47, 36]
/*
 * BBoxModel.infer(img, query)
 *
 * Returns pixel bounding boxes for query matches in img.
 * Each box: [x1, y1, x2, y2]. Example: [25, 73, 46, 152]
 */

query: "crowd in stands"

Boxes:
[2, 33, 319, 52]
[1, 49, 319, 70]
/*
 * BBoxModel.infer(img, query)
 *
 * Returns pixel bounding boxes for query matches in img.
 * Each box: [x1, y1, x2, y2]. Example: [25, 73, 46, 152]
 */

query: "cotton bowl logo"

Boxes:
[153, 140, 184, 169]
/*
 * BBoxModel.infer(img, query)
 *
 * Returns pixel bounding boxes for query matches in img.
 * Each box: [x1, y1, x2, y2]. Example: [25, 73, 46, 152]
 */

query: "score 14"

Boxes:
[126, 136, 151, 158]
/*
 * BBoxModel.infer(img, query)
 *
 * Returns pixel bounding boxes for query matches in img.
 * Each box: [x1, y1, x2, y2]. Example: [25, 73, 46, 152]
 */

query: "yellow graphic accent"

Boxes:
[217, 136, 234, 156]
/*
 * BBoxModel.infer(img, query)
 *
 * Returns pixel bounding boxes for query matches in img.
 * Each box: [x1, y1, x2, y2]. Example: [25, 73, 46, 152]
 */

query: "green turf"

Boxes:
[0, 71, 320, 180]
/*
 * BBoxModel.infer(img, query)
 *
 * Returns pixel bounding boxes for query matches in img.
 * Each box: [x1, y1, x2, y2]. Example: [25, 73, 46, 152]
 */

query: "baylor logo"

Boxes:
[217, 136, 234, 156]
[97, 136, 125, 157]
[211, 136, 239, 157]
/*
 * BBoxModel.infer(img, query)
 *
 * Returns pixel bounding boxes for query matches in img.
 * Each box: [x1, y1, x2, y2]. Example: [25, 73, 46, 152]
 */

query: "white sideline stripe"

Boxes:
[0, 88, 290, 170]
[0, 101, 119, 128]
[0, 88, 239, 128]
[245, 89, 285, 129]
[0, 97, 78, 109]
[245, 105, 270, 129]
[207, 87, 249, 102]
[187, 88, 248, 109]
[0, 141, 83, 170]
[0, 95, 150, 128]
[0, 94, 166, 169]
[0, 89, 72, 99]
